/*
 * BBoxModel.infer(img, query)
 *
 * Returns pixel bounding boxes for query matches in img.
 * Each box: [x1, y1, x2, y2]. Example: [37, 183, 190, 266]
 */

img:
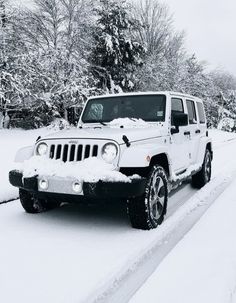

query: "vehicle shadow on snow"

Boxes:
[29, 200, 131, 230]
[41, 181, 191, 230]
[14, 181, 193, 231]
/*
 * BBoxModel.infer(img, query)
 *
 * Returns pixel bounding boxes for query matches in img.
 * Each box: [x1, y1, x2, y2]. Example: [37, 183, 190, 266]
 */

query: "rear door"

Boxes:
[186, 99, 200, 164]
[170, 97, 191, 173]
[196, 101, 207, 136]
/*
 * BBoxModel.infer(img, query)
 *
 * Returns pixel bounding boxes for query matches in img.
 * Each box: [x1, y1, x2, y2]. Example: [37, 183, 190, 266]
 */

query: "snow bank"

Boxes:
[86, 170, 235, 303]
[0, 128, 53, 202]
[46, 118, 72, 131]
[209, 128, 236, 149]
[16, 156, 137, 183]
[131, 176, 236, 303]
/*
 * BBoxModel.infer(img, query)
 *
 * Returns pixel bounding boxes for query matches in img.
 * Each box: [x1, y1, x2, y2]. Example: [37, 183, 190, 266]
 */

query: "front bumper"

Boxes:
[9, 170, 146, 199]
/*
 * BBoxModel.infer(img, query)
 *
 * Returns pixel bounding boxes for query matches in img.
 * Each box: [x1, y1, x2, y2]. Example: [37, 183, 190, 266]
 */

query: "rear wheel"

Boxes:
[191, 149, 212, 189]
[127, 165, 168, 230]
[19, 189, 60, 213]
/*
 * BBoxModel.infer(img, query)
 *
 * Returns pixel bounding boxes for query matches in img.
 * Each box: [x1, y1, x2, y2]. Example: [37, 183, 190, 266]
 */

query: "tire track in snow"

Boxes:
[85, 171, 236, 303]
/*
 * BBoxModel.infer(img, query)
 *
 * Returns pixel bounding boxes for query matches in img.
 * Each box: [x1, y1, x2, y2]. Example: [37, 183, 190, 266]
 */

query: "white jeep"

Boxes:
[9, 92, 212, 230]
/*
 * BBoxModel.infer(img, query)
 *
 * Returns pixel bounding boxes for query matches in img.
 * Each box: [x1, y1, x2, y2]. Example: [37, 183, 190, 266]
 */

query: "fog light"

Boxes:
[72, 181, 82, 193]
[39, 179, 48, 190]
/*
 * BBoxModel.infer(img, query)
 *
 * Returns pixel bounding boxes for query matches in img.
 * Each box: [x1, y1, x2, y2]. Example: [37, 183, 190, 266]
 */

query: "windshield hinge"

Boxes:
[122, 135, 131, 147]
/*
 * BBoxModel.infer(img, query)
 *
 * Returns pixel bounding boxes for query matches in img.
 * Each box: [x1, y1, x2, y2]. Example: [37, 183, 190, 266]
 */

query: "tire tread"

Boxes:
[127, 165, 168, 230]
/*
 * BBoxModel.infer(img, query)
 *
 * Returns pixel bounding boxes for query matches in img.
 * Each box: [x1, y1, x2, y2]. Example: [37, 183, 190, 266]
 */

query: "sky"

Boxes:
[10, 0, 236, 76]
[165, 0, 236, 75]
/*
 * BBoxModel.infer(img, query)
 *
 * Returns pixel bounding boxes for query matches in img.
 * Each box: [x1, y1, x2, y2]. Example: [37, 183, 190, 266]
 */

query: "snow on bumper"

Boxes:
[9, 170, 146, 199]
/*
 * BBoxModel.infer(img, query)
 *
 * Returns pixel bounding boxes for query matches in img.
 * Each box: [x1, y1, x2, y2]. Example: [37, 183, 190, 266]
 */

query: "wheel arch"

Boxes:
[120, 151, 171, 178]
[150, 153, 170, 177]
[196, 138, 213, 165]
[206, 142, 213, 160]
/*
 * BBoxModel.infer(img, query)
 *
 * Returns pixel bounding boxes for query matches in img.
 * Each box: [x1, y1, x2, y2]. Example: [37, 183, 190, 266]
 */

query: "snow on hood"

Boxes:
[42, 120, 163, 144]
[16, 156, 140, 183]
[109, 118, 149, 128]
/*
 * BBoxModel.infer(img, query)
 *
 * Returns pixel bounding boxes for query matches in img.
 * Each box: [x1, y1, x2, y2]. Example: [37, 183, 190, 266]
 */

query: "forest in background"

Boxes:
[0, 0, 236, 130]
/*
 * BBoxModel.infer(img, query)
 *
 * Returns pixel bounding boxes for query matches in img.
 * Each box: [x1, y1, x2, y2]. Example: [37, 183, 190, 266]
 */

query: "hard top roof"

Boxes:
[88, 91, 202, 102]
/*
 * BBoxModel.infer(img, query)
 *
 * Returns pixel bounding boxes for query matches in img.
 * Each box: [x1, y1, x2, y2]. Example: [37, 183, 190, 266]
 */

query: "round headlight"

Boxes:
[36, 143, 48, 156]
[101, 143, 118, 163]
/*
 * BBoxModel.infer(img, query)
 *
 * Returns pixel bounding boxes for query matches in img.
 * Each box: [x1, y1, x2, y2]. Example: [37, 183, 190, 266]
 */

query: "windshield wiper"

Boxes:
[82, 120, 107, 126]
[98, 121, 107, 126]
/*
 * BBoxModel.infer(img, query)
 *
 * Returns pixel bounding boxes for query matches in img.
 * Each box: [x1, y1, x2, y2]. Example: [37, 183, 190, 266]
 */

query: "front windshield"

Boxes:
[81, 95, 166, 123]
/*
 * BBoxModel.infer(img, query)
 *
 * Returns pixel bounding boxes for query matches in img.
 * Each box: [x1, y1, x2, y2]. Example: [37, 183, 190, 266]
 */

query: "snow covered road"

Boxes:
[0, 129, 236, 303]
[1, 178, 232, 303]
[131, 171, 236, 303]
[0, 128, 50, 202]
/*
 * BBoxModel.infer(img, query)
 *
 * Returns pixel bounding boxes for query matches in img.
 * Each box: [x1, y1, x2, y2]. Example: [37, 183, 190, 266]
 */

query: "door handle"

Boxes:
[184, 131, 190, 136]
[195, 129, 201, 134]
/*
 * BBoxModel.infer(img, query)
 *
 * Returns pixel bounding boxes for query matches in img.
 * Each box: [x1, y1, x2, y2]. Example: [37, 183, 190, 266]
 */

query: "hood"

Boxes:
[42, 125, 163, 145]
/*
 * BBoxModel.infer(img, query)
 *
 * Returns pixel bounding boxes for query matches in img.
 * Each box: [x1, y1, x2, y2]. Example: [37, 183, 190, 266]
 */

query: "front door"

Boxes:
[170, 97, 191, 173]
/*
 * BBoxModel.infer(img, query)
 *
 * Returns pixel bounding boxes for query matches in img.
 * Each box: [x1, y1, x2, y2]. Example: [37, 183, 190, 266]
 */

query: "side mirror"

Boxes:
[171, 112, 188, 134]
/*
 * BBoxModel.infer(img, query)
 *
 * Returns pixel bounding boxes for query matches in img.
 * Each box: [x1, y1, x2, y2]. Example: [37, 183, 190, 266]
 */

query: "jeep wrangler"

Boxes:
[9, 92, 212, 230]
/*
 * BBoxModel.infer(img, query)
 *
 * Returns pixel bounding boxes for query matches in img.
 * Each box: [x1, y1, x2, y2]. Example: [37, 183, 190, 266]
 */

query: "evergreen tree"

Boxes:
[90, 0, 144, 92]
[180, 55, 210, 97]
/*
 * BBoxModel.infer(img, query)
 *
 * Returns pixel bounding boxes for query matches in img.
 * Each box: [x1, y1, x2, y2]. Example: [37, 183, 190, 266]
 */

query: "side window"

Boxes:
[171, 98, 184, 125]
[186, 100, 197, 124]
[171, 98, 184, 113]
[197, 102, 206, 124]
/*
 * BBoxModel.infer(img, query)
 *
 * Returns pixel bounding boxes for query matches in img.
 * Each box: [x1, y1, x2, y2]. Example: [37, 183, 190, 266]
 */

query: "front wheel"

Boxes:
[19, 189, 60, 213]
[191, 149, 212, 189]
[127, 165, 168, 230]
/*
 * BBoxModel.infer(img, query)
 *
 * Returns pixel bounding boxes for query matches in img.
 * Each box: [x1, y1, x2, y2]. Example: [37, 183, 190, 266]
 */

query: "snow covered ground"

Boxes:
[131, 177, 236, 303]
[129, 129, 236, 303]
[0, 128, 236, 303]
[0, 128, 55, 202]
[0, 129, 40, 202]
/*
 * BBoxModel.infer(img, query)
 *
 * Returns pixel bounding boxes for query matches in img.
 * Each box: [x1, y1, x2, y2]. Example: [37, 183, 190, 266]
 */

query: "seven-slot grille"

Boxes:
[49, 143, 99, 162]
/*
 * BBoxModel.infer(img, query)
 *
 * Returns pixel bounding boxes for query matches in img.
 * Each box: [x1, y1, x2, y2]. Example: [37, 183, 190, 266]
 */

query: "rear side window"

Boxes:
[171, 98, 184, 113]
[197, 102, 206, 124]
[186, 100, 197, 124]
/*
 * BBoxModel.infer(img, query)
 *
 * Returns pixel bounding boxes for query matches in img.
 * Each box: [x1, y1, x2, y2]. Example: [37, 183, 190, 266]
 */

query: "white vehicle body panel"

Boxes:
[119, 141, 171, 168]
